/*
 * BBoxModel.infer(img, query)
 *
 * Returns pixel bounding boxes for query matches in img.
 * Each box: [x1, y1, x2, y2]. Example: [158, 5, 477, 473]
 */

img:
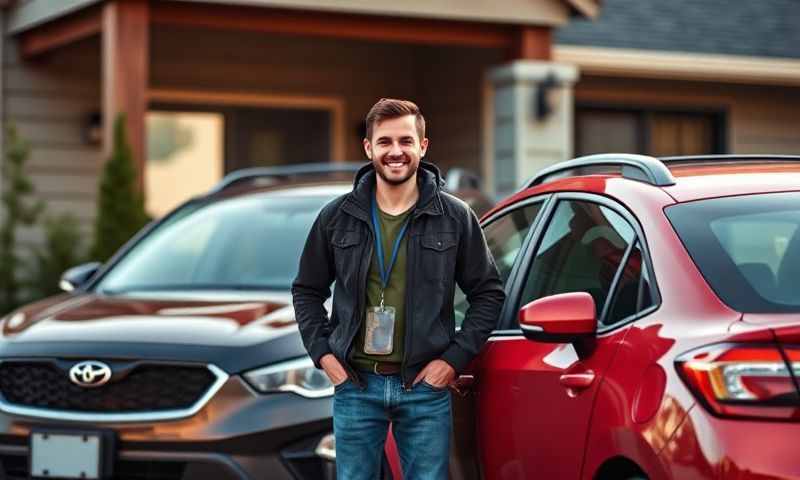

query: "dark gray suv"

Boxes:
[0, 163, 487, 480]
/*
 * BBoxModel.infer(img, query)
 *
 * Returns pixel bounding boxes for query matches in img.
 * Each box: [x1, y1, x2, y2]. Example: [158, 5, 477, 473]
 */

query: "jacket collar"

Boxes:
[343, 161, 444, 222]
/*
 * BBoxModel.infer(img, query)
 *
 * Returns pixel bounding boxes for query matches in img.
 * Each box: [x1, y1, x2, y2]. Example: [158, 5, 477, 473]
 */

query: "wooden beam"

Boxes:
[509, 26, 552, 61]
[151, 2, 515, 49]
[19, 6, 102, 59]
[102, 0, 149, 191]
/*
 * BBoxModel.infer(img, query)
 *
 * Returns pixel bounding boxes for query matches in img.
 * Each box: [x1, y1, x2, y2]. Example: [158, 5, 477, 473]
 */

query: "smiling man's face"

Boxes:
[364, 114, 429, 186]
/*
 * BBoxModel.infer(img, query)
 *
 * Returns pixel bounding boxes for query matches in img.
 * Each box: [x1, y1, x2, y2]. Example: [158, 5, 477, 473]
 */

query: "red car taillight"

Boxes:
[676, 344, 800, 420]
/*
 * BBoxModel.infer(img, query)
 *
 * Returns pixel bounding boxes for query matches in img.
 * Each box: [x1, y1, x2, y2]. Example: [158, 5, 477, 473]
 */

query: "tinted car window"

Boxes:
[94, 189, 341, 294]
[518, 200, 635, 315]
[604, 242, 654, 326]
[484, 203, 544, 285]
[667, 192, 800, 312]
[454, 201, 543, 327]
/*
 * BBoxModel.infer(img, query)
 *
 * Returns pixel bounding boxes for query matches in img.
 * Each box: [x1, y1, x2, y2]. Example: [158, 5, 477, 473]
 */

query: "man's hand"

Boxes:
[414, 359, 456, 388]
[320, 354, 349, 386]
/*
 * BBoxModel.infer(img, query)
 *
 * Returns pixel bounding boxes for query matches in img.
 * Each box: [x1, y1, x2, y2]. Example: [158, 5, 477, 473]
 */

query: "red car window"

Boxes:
[518, 200, 635, 317]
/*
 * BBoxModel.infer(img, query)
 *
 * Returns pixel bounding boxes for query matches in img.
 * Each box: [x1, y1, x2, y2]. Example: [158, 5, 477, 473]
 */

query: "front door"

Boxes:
[471, 197, 643, 479]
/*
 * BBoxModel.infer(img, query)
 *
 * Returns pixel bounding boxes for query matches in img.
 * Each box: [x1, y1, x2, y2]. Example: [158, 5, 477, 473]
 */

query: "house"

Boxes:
[0, 0, 597, 240]
[1, 0, 798, 249]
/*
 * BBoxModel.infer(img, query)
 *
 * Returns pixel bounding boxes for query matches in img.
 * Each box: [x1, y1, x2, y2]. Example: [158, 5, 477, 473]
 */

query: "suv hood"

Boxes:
[0, 292, 316, 373]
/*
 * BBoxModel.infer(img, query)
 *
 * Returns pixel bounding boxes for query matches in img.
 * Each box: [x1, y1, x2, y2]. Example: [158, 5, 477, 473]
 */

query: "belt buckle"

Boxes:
[373, 362, 380, 375]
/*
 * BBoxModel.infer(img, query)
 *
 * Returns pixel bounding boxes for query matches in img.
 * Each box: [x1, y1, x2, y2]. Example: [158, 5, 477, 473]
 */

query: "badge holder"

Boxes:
[364, 292, 396, 355]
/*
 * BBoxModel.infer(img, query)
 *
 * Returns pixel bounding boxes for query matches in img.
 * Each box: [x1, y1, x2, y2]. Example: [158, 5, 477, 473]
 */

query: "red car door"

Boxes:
[470, 196, 647, 479]
[474, 329, 629, 479]
[449, 198, 548, 479]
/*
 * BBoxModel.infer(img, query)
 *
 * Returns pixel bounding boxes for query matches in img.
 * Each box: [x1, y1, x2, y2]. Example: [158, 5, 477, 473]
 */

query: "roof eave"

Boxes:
[565, 0, 601, 19]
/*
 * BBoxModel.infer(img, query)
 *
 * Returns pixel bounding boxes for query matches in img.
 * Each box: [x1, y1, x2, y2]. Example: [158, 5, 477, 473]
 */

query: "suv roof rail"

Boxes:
[524, 153, 676, 189]
[660, 154, 800, 164]
[209, 162, 365, 194]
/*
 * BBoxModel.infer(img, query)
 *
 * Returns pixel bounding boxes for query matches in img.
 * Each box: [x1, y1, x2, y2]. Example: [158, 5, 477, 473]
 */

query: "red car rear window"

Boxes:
[666, 191, 800, 313]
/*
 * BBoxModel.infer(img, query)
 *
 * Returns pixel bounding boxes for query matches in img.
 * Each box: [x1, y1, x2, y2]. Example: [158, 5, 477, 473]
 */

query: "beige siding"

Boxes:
[2, 34, 102, 249]
[574, 76, 800, 155]
[150, 25, 502, 174]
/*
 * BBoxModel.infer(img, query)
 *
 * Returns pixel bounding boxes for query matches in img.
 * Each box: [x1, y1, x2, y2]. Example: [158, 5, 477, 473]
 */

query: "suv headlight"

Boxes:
[243, 356, 334, 398]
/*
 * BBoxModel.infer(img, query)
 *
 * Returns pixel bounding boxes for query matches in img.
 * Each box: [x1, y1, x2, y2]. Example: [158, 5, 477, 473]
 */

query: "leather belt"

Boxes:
[365, 361, 401, 375]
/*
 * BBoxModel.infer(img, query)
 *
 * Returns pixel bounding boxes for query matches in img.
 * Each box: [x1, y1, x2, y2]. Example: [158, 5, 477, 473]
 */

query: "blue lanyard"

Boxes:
[371, 196, 411, 292]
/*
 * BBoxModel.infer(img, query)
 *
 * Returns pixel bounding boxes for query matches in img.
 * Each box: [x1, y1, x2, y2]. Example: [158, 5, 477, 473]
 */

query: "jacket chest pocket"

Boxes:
[330, 230, 363, 286]
[419, 233, 458, 287]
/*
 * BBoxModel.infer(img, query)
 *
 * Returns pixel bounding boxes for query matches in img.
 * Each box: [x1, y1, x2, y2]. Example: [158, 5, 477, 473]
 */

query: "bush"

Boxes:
[29, 213, 85, 299]
[0, 123, 43, 313]
[90, 113, 150, 262]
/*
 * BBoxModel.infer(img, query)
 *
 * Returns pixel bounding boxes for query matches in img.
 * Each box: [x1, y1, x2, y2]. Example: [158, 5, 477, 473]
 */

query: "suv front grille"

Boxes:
[0, 361, 216, 413]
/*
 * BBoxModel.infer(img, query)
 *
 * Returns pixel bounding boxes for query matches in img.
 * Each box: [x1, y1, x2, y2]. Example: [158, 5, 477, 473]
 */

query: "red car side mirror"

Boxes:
[519, 292, 597, 343]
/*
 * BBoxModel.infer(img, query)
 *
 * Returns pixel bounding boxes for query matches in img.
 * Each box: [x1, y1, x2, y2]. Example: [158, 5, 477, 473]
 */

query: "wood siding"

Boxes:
[150, 25, 503, 176]
[574, 76, 800, 155]
[3, 34, 102, 249]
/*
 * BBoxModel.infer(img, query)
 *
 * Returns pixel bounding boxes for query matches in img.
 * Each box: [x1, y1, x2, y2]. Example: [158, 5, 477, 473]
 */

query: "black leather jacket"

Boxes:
[292, 162, 505, 388]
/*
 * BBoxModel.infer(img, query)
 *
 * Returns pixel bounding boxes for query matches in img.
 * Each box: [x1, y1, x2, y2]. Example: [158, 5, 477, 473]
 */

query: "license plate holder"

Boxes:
[29, 428, 115, 479]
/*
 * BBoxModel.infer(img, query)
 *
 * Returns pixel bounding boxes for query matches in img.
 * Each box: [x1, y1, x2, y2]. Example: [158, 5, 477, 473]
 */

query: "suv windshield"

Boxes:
[666, 191, 800, 313]
[94, 187, 343, 294]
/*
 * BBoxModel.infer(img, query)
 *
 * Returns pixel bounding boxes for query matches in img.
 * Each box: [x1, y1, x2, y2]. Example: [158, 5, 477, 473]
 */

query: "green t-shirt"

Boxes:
[350, 207, 411, 369]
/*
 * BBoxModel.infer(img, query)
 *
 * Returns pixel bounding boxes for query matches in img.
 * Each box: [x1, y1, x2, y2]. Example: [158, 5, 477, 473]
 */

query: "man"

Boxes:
[292, 98, 505, 479]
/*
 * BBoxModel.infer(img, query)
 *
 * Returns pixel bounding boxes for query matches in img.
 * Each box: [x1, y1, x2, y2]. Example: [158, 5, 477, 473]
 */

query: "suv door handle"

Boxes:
[559, 371, 595, 390]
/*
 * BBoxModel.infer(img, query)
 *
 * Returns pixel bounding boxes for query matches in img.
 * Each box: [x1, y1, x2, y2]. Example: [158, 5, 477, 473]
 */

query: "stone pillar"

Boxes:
[488, 61, 579, 198]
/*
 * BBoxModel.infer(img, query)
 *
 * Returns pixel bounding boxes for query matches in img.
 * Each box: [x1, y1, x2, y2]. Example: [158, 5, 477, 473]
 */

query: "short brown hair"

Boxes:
[365, 98, 426, 142]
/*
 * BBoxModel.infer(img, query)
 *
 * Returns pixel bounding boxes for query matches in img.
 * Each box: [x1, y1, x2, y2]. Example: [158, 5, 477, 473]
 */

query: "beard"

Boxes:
[373, 155, 419, 186]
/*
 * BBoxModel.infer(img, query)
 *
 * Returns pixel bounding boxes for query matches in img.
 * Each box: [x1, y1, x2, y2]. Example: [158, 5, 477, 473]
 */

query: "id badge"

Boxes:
[364, 306, 396, 355]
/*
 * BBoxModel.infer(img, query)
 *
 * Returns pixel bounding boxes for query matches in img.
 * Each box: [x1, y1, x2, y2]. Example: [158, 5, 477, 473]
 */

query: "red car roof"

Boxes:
[485, 159, 800, 220]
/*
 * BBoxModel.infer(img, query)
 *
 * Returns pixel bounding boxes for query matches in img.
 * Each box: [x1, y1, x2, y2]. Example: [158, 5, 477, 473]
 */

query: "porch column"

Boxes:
[102, 0, 149, 190]
[488, 61, 578, 198]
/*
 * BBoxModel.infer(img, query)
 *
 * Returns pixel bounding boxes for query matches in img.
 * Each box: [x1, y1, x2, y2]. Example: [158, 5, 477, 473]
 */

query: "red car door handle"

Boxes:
[559, 371, 596, 390]
[452, 375, 475, 396]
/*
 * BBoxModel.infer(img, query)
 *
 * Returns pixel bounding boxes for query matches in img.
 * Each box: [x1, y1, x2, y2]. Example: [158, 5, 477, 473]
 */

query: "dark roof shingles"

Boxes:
[556, 0, 800, 59]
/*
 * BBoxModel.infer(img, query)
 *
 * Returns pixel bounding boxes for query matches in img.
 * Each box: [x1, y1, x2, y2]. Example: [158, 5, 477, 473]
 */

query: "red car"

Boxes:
[390, 154, 800, 480]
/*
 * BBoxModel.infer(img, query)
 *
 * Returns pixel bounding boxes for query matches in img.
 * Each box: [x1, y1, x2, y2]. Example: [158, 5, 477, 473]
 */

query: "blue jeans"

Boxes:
[333, 372, 451, 480]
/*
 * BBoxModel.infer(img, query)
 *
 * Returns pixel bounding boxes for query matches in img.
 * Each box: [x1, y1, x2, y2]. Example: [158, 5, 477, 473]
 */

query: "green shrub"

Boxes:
[29, 213, 85, 299]
[0, 123, 44, 313]
[90, 113, 150, 262]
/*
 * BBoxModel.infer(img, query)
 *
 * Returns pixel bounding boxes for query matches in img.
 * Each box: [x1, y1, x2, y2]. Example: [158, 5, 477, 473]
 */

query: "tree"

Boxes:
[90, 113, 150, 262]
[0, 123, 44, 313]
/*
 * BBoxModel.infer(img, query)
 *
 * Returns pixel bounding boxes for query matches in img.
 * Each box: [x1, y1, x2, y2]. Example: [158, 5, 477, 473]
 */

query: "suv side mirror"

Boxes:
[60, 262, 102, 292]
[519, 292, 597, 343]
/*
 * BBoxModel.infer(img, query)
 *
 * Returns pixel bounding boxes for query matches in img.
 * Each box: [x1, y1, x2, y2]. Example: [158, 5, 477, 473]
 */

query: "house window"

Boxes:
[146, 111, 224, 218]
[576, 107, 725, 157]
[145, 92, 343, 217]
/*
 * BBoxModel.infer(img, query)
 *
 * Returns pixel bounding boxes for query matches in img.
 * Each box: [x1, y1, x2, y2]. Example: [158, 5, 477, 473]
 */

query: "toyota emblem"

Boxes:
[69, 361, 112, 388]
